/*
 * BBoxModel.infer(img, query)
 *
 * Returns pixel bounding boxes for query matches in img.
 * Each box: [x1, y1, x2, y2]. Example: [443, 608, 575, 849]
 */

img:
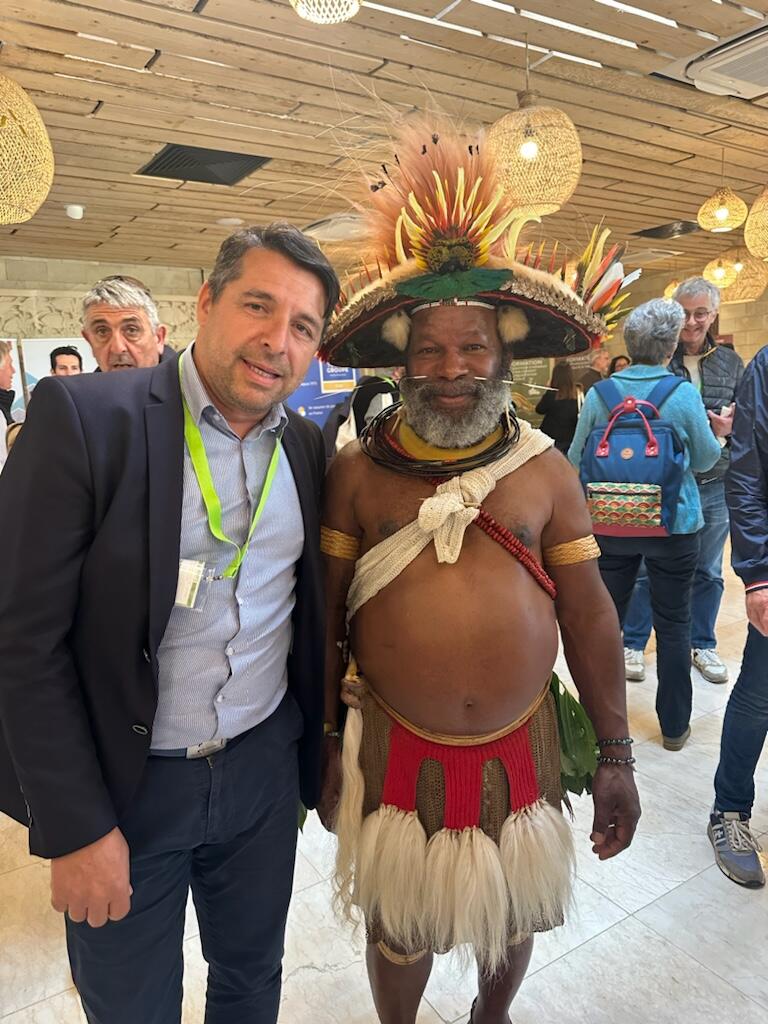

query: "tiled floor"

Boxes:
[2, 563, 767, 1023]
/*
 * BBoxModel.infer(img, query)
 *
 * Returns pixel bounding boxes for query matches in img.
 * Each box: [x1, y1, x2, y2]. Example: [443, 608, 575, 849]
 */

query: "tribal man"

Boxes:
[317, 125, 641, 1024]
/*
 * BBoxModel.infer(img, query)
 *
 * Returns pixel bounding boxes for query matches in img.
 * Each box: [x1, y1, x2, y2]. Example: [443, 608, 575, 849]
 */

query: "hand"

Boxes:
[50, 827, 132, 928]
[746, 589, 768, 636]
[590, 763, 641, 860]
[707, 404, 735, 438]
[317, 736, 342, 833]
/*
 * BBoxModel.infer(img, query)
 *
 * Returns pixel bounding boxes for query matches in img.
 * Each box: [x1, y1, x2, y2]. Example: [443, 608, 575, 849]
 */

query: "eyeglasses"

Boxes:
[682, 309, 713, 323]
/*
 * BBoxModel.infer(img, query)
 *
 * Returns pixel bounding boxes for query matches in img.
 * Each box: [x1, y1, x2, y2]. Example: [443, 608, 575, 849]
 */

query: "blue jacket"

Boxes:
[726, 345, 768, 590]
[568, 364, 722, 534]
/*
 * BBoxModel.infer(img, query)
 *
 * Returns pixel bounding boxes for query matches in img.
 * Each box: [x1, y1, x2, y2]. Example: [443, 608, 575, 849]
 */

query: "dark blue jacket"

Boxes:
[669, 334, 744, 484]
[0, 356, 325, 858]
[726, 345, 768, 589]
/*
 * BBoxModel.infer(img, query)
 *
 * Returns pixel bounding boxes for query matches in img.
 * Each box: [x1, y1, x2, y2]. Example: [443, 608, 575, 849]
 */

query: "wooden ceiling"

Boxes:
[1, 0, 768, 275]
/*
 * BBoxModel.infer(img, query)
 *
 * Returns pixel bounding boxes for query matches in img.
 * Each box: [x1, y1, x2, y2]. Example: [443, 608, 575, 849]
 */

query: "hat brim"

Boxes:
[320, 272, 604, 368]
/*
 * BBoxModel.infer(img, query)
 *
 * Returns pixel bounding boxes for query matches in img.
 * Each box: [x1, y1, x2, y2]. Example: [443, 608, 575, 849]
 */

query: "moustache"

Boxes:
[404, 379, 482, 399]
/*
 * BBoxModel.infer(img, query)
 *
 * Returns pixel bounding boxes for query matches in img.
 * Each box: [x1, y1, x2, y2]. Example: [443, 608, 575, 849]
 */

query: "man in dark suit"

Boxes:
[0, 224, 340, 1024]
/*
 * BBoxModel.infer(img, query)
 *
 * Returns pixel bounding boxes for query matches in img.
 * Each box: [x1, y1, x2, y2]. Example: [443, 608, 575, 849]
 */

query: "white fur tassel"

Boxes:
[355, 805, 428, 950]
[451, 828, 511, 974]
[333, 707, 365, 923]
[497, 306, 530, 345]
[381, 310, 412, 351]
[499, 798, 575, 936]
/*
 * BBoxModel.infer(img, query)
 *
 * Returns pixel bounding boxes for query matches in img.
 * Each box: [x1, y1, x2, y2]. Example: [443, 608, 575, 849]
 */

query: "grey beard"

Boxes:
[399, 375, 511, 448]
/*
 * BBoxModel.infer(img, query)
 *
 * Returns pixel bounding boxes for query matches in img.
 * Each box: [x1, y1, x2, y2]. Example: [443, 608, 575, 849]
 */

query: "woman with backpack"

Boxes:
[568, 299, 723, 751]
[535, 360, 582, 454]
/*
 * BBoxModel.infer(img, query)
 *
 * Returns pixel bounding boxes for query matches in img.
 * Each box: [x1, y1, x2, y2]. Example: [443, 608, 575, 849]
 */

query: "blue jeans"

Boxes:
[714, 625, 768, 815]
[623, 478, 729, 651]
[598, 532, 700, 738]
[66, 692, 303, 1024]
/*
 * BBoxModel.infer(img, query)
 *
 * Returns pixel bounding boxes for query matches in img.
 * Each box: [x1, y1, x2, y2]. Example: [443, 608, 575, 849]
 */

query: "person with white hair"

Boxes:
[80, 275, 171, 372]
[569, 298, 723, 750]
[622, 277, 744, 686]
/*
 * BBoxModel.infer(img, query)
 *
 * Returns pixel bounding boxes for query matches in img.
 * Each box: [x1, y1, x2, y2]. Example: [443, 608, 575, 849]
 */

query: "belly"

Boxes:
[350, 539, 558, 735]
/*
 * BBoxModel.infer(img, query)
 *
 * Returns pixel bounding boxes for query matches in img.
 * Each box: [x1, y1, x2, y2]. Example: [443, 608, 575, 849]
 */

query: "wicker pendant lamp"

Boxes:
[288, 0, 359, 23]
[0, 72, 54, 225]
[703, 254, 739, 289]
[697, 150, 747, 234]
[745, 186, 768, 261]
[487, 41, 582, 217]
[718, 246, 768, 303]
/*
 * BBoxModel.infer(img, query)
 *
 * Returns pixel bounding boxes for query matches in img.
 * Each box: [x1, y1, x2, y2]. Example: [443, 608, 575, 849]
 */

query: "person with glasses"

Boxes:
[622, 277, 743, 688]
[81, 275, 174, 371]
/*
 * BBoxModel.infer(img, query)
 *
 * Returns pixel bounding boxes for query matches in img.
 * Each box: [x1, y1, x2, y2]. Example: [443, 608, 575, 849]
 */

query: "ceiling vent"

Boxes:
[655, 25, 768, 99]
[623, 248, 684, 268]
[137, 144, 270, 185]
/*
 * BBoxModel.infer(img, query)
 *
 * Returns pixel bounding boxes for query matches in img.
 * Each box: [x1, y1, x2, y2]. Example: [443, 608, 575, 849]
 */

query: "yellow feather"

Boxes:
[408, 191, 430, 228]
[395, 213, 408, 265]
[432, 171, 449, 221]
[452, 166, 466, 222]
[583, 228, 612, 292]
[501, 214, 541, 262]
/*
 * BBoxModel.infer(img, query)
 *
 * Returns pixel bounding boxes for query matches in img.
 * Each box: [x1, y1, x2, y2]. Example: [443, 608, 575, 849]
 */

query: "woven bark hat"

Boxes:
[320, 124, 639, 368]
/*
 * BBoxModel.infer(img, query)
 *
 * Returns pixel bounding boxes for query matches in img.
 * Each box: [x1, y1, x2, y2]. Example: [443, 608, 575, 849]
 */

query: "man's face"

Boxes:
[593, 350, 611, 375]
[0, 354, 14, 391]
[82, 305, 166, 371]
[51, 355, 81, 376]
[193, 247, 326, 429]
[678, 292, 717, 354]
[400, 305, 510, 448]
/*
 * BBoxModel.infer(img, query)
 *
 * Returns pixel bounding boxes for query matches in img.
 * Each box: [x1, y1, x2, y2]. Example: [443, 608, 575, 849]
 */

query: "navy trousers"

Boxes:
[66, 692, 303, 1024]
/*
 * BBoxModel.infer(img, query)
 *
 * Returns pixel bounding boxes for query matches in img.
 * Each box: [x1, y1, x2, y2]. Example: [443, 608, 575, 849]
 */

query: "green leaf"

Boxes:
[394, 269, 511, 301]
[550, 672, 598, 797]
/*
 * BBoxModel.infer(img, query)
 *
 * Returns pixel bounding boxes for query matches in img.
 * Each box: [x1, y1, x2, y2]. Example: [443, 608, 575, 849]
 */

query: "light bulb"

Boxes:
[519, 137, 539, 161]
[734, 261, 744, 272]
[714, 206, 729, 222]
[713, 265, 725, 280]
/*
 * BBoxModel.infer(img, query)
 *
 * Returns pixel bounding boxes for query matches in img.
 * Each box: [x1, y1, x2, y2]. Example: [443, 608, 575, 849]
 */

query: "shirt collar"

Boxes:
[180, 345, 287, 438]
[612, 365, 672, 379]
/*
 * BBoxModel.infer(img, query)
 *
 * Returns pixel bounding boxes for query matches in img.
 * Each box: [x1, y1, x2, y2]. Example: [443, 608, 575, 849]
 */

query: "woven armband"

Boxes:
[543, 535, 601, 567]
[320, 525, 361, 561]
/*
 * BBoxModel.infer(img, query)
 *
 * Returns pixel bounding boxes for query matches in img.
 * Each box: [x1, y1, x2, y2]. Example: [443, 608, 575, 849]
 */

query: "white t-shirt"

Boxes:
[683, 354, 701, 390]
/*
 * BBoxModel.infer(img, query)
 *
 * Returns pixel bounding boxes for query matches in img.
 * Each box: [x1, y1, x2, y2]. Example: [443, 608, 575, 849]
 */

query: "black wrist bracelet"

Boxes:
[597, 737, 633, 747]
[597, 755, 636, 767]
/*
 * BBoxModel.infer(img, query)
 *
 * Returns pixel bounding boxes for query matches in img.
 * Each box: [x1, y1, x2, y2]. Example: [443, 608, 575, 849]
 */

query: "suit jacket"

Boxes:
[0, 355, 325, 858]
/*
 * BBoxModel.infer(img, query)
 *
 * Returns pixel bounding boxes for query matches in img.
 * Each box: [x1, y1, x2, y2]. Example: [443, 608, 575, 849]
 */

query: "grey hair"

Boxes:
[207, 222, 340, 324]
[673, 276, 720, 312]
[623, 299, 685, 366]
[82, 279, 160, 331]
[590, 345, 608, 366]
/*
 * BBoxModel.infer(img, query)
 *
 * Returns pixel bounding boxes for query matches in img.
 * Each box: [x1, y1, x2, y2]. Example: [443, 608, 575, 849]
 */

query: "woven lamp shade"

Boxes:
[745, 186, 768, 261]
[663, 279, 680, 300]
[697, 186, 748, 234]
[718, 246, 768, 304]
[703, 255, 739, 289]
[289, 0, 359, 23]
[0, 73, 54, 225]
[487, 91, 582, 217]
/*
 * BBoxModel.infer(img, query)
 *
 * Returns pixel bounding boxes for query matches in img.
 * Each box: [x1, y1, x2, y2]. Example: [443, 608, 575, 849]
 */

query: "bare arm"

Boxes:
[541, 455, 641, 858]
[317, 444, 363, 828]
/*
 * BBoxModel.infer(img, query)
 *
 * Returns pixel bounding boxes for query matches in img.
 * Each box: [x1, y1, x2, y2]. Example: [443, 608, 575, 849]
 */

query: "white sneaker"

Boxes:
[692, 648, 729, 684]
[624, 647, 646, 682]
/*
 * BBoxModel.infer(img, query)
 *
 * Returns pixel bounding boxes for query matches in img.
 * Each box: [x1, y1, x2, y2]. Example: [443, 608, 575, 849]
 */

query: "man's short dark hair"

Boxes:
[207, 222, 341, 326]
[50, 345, 83, 371]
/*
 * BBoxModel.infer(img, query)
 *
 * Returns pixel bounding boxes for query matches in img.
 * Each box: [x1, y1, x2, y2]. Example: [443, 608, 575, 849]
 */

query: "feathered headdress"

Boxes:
[320, 122, 638, 368]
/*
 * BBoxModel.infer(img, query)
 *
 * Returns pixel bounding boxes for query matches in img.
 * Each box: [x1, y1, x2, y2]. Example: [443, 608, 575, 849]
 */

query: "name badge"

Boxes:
[174, 559, 207, 610]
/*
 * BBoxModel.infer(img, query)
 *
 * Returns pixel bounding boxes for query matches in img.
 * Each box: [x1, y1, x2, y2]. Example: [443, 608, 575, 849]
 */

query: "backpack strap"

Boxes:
[592, 378, 624, 412]
[645, 375, 685, 416]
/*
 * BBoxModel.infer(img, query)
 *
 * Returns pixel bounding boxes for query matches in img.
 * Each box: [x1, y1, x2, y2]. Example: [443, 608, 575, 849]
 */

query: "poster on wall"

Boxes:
[284, 356, 357, 427]
[510, 358, 552, 426]
[7, 338, 96, 415]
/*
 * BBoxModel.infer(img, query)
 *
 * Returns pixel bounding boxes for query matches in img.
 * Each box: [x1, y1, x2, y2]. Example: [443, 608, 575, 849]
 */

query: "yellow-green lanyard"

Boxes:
[180, 358, 282, 579]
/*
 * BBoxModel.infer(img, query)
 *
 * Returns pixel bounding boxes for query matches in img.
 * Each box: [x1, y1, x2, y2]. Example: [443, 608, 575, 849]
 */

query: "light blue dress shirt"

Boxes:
[151, 347, 304, 749]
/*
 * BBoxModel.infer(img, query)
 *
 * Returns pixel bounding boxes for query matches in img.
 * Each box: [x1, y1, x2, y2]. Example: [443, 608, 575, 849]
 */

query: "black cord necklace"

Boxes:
[359, 401, 521, 478]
